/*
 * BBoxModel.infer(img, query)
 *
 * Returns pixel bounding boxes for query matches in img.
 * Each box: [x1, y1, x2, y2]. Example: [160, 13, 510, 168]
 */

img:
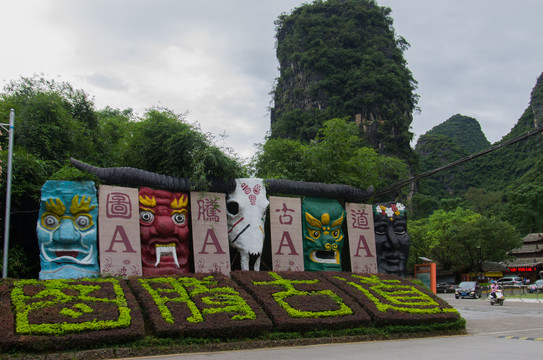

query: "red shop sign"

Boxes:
[508, 267, 535, 272]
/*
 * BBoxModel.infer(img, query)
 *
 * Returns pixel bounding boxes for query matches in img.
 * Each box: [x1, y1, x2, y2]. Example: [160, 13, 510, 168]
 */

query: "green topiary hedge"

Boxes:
[0, 272, 462, 355]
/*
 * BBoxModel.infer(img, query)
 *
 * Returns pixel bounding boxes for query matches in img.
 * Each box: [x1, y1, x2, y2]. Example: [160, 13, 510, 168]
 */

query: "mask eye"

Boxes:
[375, 225, 387, 235]
[308, 229, 320, 240]
[226, 201, 239, 215]
[171, 213, 186, 226]
[42, 214, 60, 230]
[394, 223, 407, 235]
[74, 215, 92, 230]
[332, 229, 340, 238]
[140, 211, 154, 224]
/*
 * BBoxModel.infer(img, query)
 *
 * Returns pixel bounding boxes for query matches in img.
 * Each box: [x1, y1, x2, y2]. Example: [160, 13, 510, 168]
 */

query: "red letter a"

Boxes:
[105, 225, 136, 253]
[199, 229, 226, 254]
[275, 231, 299, 255]
[354, 235, 374, 258]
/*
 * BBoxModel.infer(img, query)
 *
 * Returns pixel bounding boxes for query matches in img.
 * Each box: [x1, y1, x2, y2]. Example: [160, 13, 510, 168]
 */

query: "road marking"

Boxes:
[499, 335, 543, 341]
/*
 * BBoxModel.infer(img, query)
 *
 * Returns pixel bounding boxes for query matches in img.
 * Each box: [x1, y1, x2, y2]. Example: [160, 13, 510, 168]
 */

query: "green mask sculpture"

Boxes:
[302, 197, 346, 271]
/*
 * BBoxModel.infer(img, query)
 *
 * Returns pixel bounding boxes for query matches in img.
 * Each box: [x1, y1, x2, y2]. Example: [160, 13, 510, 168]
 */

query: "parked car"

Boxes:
[436, 283, 456, 293]
[455, 281, 482, 299]
[527, 279, 543, 293]
[497, 276, 523, 287]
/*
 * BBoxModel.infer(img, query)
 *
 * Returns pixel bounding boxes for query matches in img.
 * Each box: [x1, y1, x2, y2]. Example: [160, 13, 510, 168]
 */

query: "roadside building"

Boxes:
[504, 233, 543, 282]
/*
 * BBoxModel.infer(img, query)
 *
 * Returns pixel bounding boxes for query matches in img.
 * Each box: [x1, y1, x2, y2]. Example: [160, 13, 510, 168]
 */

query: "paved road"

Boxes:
[445, 292, 543, 337]
[114, 293, 543, 360]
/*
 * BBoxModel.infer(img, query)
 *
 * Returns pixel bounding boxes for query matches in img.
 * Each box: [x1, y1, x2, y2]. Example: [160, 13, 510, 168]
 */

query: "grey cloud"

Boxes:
[18, 0, 542, 157]
[86, 73, 128, 91]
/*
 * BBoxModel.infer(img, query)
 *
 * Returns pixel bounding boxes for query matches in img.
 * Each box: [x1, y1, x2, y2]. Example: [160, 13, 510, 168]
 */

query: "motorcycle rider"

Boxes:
[490, 280, 499, 299]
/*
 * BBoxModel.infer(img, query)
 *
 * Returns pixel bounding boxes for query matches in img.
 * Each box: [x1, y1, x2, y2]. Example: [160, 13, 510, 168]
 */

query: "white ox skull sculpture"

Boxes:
[226, 178, 269, 270]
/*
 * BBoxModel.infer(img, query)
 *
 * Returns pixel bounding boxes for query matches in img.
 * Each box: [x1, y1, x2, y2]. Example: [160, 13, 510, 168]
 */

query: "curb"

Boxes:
[507, 298, 543, 303]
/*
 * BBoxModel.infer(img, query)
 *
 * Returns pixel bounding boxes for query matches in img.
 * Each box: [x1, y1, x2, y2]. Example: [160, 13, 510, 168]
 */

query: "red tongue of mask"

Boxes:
[55, 251, 79, 258]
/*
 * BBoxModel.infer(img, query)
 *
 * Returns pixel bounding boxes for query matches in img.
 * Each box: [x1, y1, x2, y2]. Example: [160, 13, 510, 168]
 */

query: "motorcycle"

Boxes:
[489, 289, 505, 306]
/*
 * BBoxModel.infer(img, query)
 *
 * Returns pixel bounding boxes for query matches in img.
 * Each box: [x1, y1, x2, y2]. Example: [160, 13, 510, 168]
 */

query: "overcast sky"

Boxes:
[1, 1, 542, 160]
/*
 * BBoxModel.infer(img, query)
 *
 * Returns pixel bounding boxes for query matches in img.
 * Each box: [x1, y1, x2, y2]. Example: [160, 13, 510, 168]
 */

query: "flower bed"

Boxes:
[127, 273, 273, 338]
[0, 272, 462, 355]
[0, 278, 144, 353]
[231, 271, 371, 332]
[319, 272, 459, 325]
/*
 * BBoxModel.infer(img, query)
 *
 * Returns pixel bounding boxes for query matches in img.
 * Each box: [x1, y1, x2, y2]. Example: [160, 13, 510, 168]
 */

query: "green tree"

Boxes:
[0, 76, 100, 165]
[409, 193, 439, 220]
[463, 187, 504, 218]
[408, 207, 521, 274]
[405, 216, 432, 271]
[123, 107, 246, 186]
[95, 106, 136, 167]
[254, 118, 410, 192]
[503, 183, 543, 235]
[0, 76, 103, 278]
[0, 77, 248, 278]
[271, 0, 418, 162]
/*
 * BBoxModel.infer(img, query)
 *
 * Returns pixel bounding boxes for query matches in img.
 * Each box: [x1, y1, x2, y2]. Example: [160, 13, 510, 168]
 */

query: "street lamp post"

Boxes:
[476, 245, 483, 282]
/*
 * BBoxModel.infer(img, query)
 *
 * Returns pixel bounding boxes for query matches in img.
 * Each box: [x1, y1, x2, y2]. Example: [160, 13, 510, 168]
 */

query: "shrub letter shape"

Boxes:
[138, 276, 256, 324]
[11, 278, 132, 335]
[131, 274, 274, 338]
[322, 272, 459, 325]
[253, 272, 352, 318]
[231, 271, 370, 332]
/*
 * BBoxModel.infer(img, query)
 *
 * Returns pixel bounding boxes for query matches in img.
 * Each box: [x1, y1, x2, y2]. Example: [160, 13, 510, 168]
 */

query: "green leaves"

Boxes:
[271, 0, 417, 162]
[408, 207, 521, 273]
[503, 183, 543, 234]
[254, 118, 409, 191]
[123, 108, 246, 186]
[0, 76, 248, 279]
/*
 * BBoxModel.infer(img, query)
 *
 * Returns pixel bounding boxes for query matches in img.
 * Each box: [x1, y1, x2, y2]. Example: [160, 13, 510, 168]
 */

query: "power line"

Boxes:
[374, 126, 543, 198]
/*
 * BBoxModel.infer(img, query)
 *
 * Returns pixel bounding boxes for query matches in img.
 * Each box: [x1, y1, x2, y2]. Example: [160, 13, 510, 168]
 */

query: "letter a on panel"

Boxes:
[190, 192, 230, 275]
[269, 196, 304, 271]
[99, 185, 142, 276]
[345, 203, 377, 273]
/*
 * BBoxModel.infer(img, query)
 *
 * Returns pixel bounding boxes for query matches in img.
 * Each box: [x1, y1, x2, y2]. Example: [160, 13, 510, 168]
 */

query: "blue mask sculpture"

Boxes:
[37, 181, 99, 279]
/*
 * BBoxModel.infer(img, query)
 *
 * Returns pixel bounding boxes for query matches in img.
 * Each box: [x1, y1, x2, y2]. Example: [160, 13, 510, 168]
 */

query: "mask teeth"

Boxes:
[154, 243, 179, 268]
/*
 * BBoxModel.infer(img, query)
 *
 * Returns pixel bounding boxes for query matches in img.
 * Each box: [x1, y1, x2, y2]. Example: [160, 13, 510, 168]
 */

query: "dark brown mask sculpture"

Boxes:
[373, 202, 410, 277]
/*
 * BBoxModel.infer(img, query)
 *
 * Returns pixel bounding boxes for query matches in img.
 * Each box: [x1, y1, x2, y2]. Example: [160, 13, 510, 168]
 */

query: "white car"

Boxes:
[497, 276, 523, 287]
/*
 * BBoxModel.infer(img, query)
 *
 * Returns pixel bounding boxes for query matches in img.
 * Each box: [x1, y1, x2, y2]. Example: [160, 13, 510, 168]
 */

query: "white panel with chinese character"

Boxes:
[345, 203, 378, 273]
[269, 196, 304, 271]
[98, 185, 142, 276]
[190, 192, 230, 275]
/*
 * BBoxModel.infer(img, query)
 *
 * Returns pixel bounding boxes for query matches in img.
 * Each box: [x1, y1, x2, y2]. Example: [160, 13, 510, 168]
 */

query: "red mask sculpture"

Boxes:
[139, 187, 190, 275]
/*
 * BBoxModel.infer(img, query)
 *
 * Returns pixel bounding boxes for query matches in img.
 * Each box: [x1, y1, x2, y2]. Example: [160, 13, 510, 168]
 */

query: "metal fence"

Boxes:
[482, 285, 543, 299]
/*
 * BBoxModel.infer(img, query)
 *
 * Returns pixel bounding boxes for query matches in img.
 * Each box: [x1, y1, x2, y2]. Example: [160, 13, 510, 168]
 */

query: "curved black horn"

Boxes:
[208, 178, 237, 193]
[71, 158, 372, 200]
[265, 179, 373, 202]
[70, 158, 193, 192]
[71, 158, 237, 193]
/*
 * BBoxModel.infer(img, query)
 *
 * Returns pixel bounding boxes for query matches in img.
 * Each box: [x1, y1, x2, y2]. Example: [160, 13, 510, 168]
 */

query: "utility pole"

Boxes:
[2, 109, 15, 278]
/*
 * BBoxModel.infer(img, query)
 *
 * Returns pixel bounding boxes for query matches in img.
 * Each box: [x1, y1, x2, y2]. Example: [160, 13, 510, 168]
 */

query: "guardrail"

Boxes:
[482, 284, 543, 299]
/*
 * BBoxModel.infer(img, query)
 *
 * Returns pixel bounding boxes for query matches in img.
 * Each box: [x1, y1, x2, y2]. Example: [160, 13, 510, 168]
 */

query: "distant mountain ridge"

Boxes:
[423, 114, 490, 154]
[414, 72, 543, 199]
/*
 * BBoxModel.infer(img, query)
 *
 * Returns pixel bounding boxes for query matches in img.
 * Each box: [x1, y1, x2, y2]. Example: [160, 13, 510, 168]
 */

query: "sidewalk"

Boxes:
[480, 294, 543, 303]
[505, 297, 543, 303]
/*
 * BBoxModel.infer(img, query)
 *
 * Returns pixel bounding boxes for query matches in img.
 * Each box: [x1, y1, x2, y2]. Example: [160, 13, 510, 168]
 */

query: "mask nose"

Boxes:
[54, 219, 81, 243]
[154, 215, 174, 236]
[386, 226, 400, 250]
